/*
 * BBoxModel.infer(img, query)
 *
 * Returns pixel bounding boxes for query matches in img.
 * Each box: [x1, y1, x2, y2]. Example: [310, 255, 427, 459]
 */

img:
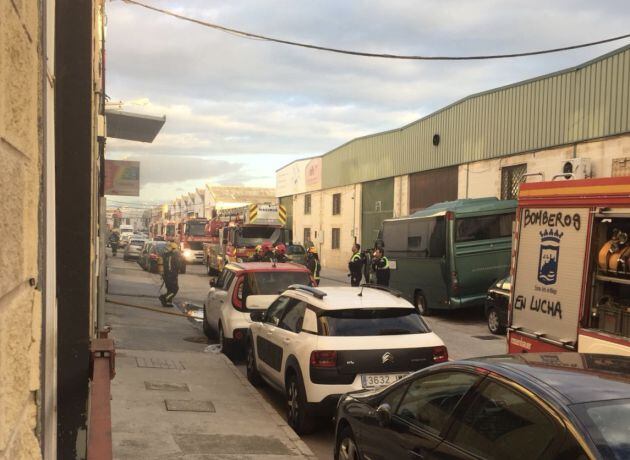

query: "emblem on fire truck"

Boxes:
[537, 229, 563, 285]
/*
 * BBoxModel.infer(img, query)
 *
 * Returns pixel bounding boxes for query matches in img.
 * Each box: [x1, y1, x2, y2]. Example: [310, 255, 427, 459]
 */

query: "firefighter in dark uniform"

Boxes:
[348, 243, 365, 287]
[274, 243, 290, 263]
[249, 245, 263, 262]
[260, 241, 275, 262]
[371, 247, 390, 287]
[306, 247, 321, 286]
[159, 242, 181, 307]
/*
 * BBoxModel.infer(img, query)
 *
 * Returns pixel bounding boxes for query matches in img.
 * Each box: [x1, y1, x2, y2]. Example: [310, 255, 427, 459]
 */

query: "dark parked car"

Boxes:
[335, 353, 630, 460]
[286, 244, 307, 265]
[138, 241, 167, 273]
[484, 275, 510, 335]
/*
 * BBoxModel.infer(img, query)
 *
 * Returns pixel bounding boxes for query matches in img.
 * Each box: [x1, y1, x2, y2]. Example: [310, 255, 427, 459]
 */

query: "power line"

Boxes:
[123, 0, 630, 61]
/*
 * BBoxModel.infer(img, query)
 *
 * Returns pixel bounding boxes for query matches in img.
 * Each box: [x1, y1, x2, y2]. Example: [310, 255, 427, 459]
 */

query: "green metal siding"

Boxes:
[361, 178, 394, 249]
[321, 45, 630, 189]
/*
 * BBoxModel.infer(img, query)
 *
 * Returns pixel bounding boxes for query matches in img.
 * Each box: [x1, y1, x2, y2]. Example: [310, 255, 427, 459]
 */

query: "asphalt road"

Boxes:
[107, 254, 507, 460]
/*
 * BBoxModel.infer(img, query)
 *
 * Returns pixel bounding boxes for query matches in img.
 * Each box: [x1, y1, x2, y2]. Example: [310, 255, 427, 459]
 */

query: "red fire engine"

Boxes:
[508, 177, 630, 356]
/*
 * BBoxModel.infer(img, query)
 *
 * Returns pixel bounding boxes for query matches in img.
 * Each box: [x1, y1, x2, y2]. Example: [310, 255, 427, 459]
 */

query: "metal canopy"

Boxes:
[105, 109, 165, 143]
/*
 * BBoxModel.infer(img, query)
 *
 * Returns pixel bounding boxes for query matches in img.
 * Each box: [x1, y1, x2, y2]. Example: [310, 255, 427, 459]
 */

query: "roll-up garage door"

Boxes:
[409, 166, 458, 213]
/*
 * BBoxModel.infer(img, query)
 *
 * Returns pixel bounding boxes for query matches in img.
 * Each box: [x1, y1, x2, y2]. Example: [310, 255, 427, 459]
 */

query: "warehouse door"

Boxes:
[361, 178, 394, 249]
[409, 166, 458, 213]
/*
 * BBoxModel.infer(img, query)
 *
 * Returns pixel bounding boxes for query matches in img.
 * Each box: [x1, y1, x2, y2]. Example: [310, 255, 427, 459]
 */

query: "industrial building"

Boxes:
[276, 45, 630, 270]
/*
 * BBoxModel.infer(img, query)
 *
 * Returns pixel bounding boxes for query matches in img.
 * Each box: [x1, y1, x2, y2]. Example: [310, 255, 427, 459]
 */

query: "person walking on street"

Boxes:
[109, 231, 120, 257]
[274, 243, 290, 263]
[159, 242, 181, 307]
[348, 243, 365, 287]
[371, 247, 390, 287]
[306, 247, 321, 286]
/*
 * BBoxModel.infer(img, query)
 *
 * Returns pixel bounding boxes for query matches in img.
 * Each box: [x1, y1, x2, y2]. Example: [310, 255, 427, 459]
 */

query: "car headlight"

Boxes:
[183, 250, 193, 258]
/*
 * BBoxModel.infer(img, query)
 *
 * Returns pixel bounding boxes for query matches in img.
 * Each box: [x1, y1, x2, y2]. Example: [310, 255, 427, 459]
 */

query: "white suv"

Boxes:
[246, 284, 448, 434]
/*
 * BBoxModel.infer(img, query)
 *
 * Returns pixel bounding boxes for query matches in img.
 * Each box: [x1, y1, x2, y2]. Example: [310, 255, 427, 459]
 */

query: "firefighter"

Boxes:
[348, 243, 365, 287]
[274, 243, 290, 263]
[306, 247, 321, 286]
[260, 241, 275, 262]
[159, 242, 181, 307]
[109, 231, 120, 257]
[249, 244, 263, 262]
[371, 247, 390, 287]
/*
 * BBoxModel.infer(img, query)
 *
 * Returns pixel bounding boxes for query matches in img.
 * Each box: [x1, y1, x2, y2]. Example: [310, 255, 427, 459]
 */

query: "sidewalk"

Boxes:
[318, 266, 350, 285]
[106, 257, 315, 459]
[111, 344, 314, 459]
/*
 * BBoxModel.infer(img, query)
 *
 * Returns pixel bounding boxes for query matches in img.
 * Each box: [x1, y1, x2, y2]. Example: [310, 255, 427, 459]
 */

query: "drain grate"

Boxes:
[136, 357, 185, 370]
[165, 399, 215, 412]
[145, 381, 190, 392]
[472, 335, 502, 341]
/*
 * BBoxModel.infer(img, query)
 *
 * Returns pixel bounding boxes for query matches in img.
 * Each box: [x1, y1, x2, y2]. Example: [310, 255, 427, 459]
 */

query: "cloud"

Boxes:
[106, 0, 630, 203]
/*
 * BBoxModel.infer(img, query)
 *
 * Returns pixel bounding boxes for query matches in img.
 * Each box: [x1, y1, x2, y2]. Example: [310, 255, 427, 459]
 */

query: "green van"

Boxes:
[379, 197, 516, 315]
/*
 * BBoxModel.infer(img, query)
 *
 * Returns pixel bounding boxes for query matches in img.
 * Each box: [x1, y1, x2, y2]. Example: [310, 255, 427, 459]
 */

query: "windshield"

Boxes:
[154, 242, 167, 254]
[130, 240, 145, 247]
[165, 225, 176, 236]
[455, 213, 514, 242]
[187, 241, 204, 250]
[319, 308, 430, 336]
[247, 271, 311, 295]
[573, 398, 630, 459]
[187, 222, 207, 236]
[237, 227, 281, 246]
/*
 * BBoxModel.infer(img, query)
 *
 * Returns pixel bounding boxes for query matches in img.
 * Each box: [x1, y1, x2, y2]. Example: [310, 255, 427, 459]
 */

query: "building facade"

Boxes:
[277, 45, 630, 270]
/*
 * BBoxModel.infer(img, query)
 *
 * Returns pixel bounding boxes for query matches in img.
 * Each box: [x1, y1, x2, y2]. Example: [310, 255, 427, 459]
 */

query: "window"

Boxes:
[246, 271, 312, 295]
[501, 164, 527, 200]
[331, 228, 341, 249]
[447, 380, 557, 460]
[383, 217, 446, 257]
[332, 193, 341, 215]
[396, 371, 480, 434]
[572, 398, 630, 460]
[216, 269, 235, 290]
[455, 213, 514, 242]
[279, 301, 307, 333]
[381, 383, 410, 412]
[318, 308, 430, 336]
[303, 227, 311, 244]
[304, 194, 312, 215]
[264, 296, 294, 326]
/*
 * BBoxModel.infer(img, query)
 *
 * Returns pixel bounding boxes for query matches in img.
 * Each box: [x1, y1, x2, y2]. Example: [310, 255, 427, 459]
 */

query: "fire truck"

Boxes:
[177, 217, 211, 268]
[203, 203, 287, 275]
[508, 176, 630, 356]
[162, 221, 177, 242]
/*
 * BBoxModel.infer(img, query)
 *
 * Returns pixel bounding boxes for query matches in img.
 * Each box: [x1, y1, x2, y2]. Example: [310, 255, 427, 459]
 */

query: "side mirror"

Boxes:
[375, 403, 392, 427]
[250, 311, 265, 322]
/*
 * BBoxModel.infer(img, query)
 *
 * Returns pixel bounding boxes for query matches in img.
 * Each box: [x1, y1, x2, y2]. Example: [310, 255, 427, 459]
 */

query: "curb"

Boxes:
[219, 354, 317, 459]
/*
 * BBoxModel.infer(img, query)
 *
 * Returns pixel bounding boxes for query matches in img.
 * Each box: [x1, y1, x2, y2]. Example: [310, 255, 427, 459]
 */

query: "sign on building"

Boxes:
[104, 160, 140, 196]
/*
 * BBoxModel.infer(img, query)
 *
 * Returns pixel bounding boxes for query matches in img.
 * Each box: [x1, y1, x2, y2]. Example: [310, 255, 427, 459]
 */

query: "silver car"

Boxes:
[123, 238, 147, 261]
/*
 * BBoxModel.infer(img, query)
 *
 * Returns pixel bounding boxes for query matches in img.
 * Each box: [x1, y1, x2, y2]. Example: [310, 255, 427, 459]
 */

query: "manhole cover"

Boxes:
[173, 434, 291, 455]
[183, 336, 208, 344]
[472, 335, 502, 341]
[136, 357, 185, 370]
[165, 399, 215, 412]
[145, 381, 190, 392]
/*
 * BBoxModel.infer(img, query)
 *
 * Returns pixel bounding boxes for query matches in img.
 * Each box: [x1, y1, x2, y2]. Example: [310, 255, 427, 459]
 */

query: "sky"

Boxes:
[105, 0, 630, 206]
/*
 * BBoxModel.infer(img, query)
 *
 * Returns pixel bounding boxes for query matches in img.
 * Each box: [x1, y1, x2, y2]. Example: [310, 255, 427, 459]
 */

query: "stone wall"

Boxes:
[0, 1, 43, 459]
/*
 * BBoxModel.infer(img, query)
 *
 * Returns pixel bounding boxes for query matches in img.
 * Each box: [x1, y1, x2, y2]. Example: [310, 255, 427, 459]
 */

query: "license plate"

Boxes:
[361, 373, 407, 388]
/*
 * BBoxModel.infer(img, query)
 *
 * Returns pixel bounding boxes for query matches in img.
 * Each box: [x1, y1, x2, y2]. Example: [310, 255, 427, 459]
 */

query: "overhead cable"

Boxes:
[123, 0, 630, 61]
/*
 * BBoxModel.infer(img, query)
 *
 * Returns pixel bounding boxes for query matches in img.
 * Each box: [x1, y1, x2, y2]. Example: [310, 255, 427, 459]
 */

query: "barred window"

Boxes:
[332, 193, 341, 215]
[332, 228, 341, 249]
[304, 194, 312, 215]
[501, 164, 527, 200]
[303, 227, 311, 244]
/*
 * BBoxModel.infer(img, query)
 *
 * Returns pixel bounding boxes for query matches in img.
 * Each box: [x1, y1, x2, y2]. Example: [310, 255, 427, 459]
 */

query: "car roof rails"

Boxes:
[287, 284, 327, 299]
[358, 283, 402, 298]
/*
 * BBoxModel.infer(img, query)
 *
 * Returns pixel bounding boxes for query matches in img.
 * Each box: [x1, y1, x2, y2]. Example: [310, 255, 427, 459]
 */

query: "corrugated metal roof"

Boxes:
[302, 44, 630, 189]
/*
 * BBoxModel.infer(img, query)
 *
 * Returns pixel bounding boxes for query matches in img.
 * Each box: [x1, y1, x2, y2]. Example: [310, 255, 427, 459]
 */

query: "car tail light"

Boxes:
[232, 278, 244, 310]
[310, 350, 337, 368]
[451, 271, 459, 295]
[432, 346, 448, 363]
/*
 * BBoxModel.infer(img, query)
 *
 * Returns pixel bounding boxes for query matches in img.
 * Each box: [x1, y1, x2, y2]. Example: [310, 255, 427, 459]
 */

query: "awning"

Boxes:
[105, 109, 165, 143]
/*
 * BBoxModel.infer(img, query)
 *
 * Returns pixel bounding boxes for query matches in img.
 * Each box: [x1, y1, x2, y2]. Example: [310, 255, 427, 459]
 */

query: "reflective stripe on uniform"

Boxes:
[350, 253, 361, 262]
[382, 257, 390, 269]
